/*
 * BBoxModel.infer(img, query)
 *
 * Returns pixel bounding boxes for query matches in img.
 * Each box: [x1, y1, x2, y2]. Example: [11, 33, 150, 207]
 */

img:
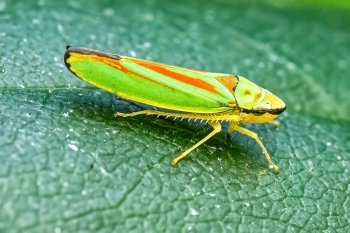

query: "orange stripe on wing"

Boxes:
[90, 55, 169, 88]
[130, 59, 220, 95]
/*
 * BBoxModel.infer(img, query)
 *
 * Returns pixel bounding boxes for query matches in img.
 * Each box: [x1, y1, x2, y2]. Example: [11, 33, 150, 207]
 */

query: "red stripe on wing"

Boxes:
[92, 56, 168, 87]
[130, 59, 220, 95]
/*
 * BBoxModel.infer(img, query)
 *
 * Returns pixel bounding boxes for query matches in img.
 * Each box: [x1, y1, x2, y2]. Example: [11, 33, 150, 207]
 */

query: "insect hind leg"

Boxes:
[115, 110, 240, 122]
[114, 109, 201, 119]
[114, 110, 159, 118]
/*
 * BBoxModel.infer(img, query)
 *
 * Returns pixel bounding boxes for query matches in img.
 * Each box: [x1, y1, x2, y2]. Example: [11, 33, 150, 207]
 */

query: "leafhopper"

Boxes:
[64, 46, 286, 173]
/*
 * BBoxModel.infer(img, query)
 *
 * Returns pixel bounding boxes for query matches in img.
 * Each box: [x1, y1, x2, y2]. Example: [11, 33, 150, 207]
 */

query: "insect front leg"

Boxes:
[268, 120, 280, 128]
[228, 123, 279, 174]
[171, 121, 222, 166]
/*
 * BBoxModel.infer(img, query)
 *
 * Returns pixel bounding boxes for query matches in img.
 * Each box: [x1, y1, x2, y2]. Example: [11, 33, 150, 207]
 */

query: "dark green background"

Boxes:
[0, 0, 349, 232]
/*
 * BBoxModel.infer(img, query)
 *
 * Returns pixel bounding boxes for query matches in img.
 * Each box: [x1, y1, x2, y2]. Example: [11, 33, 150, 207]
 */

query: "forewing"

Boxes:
[65, 48, 237, 113]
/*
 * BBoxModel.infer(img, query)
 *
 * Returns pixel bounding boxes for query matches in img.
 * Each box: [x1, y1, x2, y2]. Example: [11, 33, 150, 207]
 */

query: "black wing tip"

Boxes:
[64, 46, 122, 60]
[64, 46, 72, 69]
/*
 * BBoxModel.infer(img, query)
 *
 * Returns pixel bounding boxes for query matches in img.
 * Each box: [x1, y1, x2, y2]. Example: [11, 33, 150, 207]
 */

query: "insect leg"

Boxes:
[170, 121, 221, 166]
[114, 110, 159, 117]
[268, 120, 280, 128]
[228, 124, 279, 174]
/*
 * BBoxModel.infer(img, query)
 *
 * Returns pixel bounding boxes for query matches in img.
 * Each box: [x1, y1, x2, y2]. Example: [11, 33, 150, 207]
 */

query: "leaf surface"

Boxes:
[1, 1, 349, 232]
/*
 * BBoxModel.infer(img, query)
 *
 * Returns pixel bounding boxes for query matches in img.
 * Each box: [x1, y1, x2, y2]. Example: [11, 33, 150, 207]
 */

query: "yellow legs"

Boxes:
[268, 120, 280, 128]
[170, 121, 221, 166]
[115, 110, 279, 174]
[228, 124, 279, 174]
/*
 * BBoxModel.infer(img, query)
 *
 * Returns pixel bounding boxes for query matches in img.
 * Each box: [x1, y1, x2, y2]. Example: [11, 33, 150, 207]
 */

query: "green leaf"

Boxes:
[1, 1, 349, 232]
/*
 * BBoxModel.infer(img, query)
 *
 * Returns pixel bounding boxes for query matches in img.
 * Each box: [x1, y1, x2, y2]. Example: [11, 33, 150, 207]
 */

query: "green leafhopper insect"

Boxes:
[64, 46, 286, 173]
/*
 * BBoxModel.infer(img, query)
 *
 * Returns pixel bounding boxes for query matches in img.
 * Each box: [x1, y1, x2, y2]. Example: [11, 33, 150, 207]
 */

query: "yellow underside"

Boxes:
[239, 112, 278, 124]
